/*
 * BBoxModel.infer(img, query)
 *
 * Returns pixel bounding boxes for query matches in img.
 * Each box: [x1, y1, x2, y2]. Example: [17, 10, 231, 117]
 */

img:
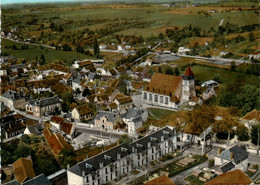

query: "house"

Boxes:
[50, 116, 75, 137]
[203, 87, 216, 100]
[142, 66, 196, 109]
[177, 47, 191, 55]
[63, 73, 73, 86]
[0, 90, 26, 110]
[122, 108, 143, 134]
[94, 111, 121, 130]
[204, 170, 252, 185]
[189, 97, 202, 106]
[240, 109, 260, 131]
[86, 94, 109, 104]
[144, 175, 176, 185]
[24, 123, 44, 136]
[72, 76, 83, 91]
[99, 43, 107, 50]
[181, 125, 212, 146]
[117, 44, 125, 51]
[13, 157, 36, 184]
[25, 96, 61, 117]
[114, 94, 133, 113]
[1, 114, 26, 139]
[71, 104, 94, 121]
[87, 72, 100, 82]
[67, 126, 177, 185]
[3, 174, 51, 185]
[60, 121, 75, 138]
[249, 52, 260, 61]
[214, 145, 248, 174]
[43, 127, 73, 155]
[201, 80, 218, 88]
[50, 116, 64, 129]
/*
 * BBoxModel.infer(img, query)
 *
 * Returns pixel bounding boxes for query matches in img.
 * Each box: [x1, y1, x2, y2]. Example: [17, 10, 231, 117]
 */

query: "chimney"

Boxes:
[161, 136, 164, 142]
[67, 164, 70, 169]
[230, 152, 234, 159]
[9, 124, 11, 129]
[218, 148, 221, 155]
[99, 162, 103, 168]
[148, 142, 151, 148]
[82, 170, 85, 177]
[117, 153, 121, 160]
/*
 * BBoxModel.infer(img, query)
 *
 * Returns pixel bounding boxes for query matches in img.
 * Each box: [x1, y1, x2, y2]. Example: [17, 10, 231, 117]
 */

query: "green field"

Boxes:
[2, 39, 94, 65]
[148, 108, 175, 120]
[2, 2, 259, 41]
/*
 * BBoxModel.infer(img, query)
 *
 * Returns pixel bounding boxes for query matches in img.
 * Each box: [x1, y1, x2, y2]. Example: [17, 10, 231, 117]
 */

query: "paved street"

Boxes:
[75, 126, 131, 140]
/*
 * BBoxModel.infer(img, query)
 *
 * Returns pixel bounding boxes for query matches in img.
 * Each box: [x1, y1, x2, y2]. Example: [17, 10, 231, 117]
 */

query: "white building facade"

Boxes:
[67, 127, 177, 185]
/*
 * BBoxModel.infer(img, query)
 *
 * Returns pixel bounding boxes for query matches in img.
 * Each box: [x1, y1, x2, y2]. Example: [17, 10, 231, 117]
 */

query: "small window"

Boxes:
[160, 96, 163, 103]
[149, 93, 153, 101]
[154, 95, 158, 102]
[165, 97, 168, 104]
[143, 92, 147, 100]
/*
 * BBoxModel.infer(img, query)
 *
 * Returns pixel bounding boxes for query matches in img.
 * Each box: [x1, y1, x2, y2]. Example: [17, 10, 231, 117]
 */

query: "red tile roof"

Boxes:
[144, 176, 175, 185]
[50, 116, 64, 124]
[13, 157, 36, 183]
[184, 65, 194, 77]
[43, 128, 72, 155]
[146, 73, 182, 96]
[205, 170, 252, 185]
[242, 109, 260, 122]
[60, 121, 73, 135]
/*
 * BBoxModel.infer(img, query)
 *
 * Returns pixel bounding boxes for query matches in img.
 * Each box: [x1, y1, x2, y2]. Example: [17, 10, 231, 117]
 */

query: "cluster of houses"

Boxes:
[0, 47, 259, 185]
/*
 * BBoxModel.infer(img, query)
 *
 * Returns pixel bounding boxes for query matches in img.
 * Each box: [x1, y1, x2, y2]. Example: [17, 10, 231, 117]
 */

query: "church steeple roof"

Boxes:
[183, 65, 194, 80]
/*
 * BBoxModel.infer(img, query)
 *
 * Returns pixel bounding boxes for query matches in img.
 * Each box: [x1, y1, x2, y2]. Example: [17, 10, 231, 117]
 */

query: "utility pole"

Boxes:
[202, 129, 205, 155]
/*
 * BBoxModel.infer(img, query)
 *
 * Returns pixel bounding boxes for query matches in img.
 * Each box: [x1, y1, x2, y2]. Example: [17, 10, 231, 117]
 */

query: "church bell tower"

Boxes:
[182, 65, 196, 101]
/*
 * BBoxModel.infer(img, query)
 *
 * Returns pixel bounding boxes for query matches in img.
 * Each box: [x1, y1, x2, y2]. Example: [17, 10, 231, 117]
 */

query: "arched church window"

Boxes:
[165, 97, 168, 104]
[154, 95, 158, 102]
[143, 92, 147, 100]
[149, 93, 153, 101]
[160, 96, 163, 103]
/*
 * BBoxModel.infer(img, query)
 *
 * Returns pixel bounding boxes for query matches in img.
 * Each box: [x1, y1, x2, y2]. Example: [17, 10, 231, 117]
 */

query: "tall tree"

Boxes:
[93, 37, 100, 58]
[40, 54, 46, 65]
[251, 125, 260, 146]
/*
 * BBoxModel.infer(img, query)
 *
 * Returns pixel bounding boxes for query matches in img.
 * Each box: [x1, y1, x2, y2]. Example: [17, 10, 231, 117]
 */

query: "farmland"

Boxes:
[2, 2, 259, 42]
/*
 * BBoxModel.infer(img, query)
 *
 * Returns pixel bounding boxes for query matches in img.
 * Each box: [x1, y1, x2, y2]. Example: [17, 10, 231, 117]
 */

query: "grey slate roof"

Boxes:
[131, 126, 174, 153]
[124, 108, 142, 119]
[2, 90, 24, 100]
[219, 145, 248, 164]
[95, 111, 119, 123]
[72, 76, 81, 84]
[2, 180, 20, 185]
[28, 96, 60, 107]
[131, 117, 143, 123]
[69, 143, 132, 176]
[220, 161, 235, 173]
[22, 174, 51, 185]
[27, 123, 44, 135]
[68, 127, 175, 177]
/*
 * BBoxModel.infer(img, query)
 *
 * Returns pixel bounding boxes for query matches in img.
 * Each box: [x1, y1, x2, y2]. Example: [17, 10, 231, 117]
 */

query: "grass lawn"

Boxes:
[2, 39, 95, 65]
[148, 108, 175, 120]
[184, 175, 205, 185]
[169, 58, 259, 86]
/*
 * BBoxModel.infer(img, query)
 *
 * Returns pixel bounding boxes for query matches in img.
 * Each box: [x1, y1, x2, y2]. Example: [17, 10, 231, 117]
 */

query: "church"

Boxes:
[142, 66, 196, 109]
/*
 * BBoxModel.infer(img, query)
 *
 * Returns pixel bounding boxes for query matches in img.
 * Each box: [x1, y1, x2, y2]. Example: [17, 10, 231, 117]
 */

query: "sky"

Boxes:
[1, 0, 98, 5]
